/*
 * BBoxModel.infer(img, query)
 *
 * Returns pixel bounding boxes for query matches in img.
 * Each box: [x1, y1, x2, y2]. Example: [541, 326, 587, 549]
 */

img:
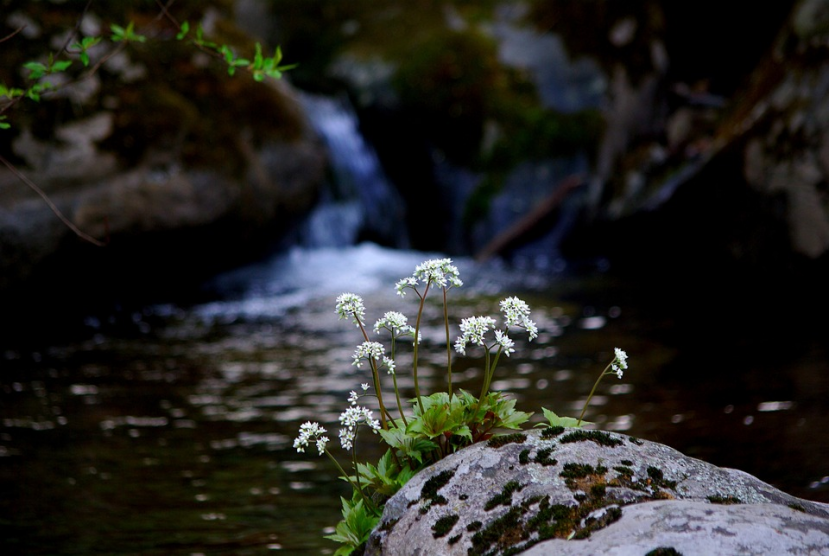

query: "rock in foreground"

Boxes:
[365, 429, 828, 555]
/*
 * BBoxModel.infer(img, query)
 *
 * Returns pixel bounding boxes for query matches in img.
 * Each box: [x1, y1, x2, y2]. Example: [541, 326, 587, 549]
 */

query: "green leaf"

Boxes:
[23, 61, 48, 79]
[52, 60, 72, 73]
[0, 116, 10, 130]
[81, 37, 101, 49]
[176, 21, 190, 40]
[540, 408, 584, 428]
[254, 43, 264, 69]
[0, 85, 24, 100]
[324, 497, 379, 554]
[110, 23, 126, 40]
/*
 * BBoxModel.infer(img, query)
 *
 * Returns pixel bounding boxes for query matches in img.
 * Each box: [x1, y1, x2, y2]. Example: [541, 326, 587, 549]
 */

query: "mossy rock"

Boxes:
[365, 430, 827, 556]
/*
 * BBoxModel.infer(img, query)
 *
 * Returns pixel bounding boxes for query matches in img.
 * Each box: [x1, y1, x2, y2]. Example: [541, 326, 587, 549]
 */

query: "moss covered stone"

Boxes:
[560, 430, 623, 447]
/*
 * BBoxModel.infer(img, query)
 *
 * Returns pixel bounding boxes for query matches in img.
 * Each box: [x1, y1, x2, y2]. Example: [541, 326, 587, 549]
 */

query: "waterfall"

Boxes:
[298, 93, 409, 248]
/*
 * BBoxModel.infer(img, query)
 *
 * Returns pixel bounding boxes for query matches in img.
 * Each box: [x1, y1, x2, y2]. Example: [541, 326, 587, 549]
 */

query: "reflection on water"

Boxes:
[0, 244, 827, 554]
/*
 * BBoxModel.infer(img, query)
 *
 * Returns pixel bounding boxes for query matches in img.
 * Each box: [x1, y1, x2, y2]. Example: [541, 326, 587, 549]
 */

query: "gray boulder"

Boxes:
[365, 429, 828, 555]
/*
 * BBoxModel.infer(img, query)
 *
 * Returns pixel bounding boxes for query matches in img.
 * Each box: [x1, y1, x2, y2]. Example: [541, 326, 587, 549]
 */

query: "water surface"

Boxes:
[1, 244, 826, 555]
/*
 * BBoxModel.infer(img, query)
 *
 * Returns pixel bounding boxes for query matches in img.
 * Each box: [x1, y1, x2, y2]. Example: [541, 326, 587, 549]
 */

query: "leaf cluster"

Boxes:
[0, 8, 293, 132]
[324, 496, 379, 556]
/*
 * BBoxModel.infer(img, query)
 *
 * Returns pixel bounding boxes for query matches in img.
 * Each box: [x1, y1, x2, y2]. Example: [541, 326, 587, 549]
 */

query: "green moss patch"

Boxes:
[646, 548, 684, 556]
[646, 466, 678, 489]
[540, 426, 565, 439]
[419, 468, 456, 512]
[560, 462, 608, 480]
[707, 495, 742, 505]
[560, 430, 623, 447]
[432, 514, 460, 538]
[534, 447, 557, 467]
[488, 433, 527, 448]
[484, 481, 526, 511]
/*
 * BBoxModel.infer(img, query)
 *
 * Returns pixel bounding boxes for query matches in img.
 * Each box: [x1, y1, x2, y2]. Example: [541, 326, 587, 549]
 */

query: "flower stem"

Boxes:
[443, 287, 452, 397]
[485, 345, 503, 397]
[356, 314, 389, 431]
[325, 449, 373, 512]
[479, 347, 492, 401]
[390, 338, 408, 427]
[411, 283, 430, 414]
[577, 361, 613, 426]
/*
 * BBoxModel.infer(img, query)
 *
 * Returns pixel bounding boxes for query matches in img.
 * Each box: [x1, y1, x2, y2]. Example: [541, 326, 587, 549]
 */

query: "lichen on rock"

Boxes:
[364, 429, 828, 556]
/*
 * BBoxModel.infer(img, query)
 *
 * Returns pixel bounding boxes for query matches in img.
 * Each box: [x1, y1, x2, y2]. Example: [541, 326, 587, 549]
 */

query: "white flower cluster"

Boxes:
[394, 276, 418, 297]
[612, 347, 628, 379]
[352, 341, 384, 367]
[414, 258, 463, 289]
[494, 330, 515, 356]
[454, 316, 496, 355]
[396, 258, 462, 296]
[352, 342, 396, 374]
[338, 405, 381, 450]
[293, 421, 329, 455]
[348, 383, 372, 404]
[373, 311, 415, 338]
[500, 296, 538, 340]
[335, 293, 366, 327]
[454, 297, 537, 356]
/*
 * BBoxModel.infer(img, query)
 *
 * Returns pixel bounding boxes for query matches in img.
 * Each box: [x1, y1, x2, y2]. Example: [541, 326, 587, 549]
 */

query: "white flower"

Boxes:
[339, 428, 355, 451]
[339, 405, 381, 434]
[374, 311, 415, 338]
[335, 293, 365, 327]
[352, 341, 385, 367]
[614, 348, 628, 370]
[500, 296, 538, 341]
[612, 348, 628, 379]
[315, 436, 329, 455]
[494, 330, 515, 356]
[413, 258, 463, 289]
[361, 383, 370, 391]
[293, 421, 327, 454]
[382, 356, 396, 375]
[395, 276, 418, 297]
[348, 391, 359, 405]
[455, 315, 496, 355]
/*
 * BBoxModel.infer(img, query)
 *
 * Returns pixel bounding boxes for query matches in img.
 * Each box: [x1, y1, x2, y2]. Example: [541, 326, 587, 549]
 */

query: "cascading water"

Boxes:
[297, 93, 409, 249]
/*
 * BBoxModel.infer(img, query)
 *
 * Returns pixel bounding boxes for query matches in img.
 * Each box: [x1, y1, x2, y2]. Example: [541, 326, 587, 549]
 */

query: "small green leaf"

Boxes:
[23, 61, 48, 79]
[81, 36, 101, 49]
[176, 21, 190, 40]
[540, 408, 584, 428]
[254, 43, 264, 69]
[52, 60, 72, 73]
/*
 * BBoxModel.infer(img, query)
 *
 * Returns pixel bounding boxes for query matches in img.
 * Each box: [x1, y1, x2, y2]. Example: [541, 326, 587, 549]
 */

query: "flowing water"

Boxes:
[0, 244, 827, 555]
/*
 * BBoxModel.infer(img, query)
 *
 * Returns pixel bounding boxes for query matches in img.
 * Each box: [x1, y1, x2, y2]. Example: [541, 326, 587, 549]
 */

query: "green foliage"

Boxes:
[355, 450, 417, 498]
[69, 37, 103, 67]
[539, 407, 584, 429]
[0, 5, 293, 133]
[296, 258, 629, 554]
[323, 496, 379, 556]
[110, 22, 146, 44]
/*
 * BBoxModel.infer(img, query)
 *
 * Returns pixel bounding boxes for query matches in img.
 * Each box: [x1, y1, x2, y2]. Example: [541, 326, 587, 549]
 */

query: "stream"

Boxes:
[0, 243, 827, 555]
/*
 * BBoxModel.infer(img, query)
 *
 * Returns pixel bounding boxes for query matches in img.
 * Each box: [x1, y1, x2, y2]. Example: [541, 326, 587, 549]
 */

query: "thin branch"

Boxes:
[0, 155, 106, 247]
[57, 0, 95, 57]
[0, 25, 25, 44]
